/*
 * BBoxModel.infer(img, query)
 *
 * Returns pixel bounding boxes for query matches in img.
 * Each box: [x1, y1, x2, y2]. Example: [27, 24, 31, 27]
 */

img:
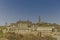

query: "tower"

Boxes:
[38, 16, 41, 23]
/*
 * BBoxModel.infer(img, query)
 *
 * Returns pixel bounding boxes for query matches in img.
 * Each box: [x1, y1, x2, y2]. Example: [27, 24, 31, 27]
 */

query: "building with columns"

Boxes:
[3, 16, 57, 35]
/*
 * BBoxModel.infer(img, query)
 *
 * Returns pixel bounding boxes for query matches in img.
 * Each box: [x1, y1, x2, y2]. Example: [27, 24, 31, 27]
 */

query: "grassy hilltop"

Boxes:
[0, 22, 59, 40]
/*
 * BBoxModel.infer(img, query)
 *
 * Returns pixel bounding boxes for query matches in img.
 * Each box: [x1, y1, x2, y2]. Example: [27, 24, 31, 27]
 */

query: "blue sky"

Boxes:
[0, 0, 60, 25]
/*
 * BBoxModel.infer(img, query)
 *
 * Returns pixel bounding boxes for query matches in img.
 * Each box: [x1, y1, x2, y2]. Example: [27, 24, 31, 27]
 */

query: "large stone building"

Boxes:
[3, 16, 57, 36]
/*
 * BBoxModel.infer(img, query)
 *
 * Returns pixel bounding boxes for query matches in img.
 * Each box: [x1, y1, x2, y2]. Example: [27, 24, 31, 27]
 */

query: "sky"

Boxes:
[0, 0, 60, 25]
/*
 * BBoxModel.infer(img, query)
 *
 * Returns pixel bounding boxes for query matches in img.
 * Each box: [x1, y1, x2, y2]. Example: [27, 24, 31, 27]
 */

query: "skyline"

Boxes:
[0, 0, 60, 25]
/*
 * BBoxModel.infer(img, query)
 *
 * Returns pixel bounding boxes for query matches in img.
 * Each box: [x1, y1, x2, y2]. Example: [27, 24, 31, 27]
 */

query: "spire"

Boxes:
[38, 16, 41, 23]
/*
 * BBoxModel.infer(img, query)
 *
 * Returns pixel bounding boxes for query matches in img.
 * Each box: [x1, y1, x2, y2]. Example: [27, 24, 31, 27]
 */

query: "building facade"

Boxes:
[3, 16, 57, 36]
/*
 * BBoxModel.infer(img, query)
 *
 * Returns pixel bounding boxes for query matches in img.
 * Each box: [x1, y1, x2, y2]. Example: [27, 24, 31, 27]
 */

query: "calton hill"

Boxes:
[0, 17, 59, 40]
[0, 22, 59, 40]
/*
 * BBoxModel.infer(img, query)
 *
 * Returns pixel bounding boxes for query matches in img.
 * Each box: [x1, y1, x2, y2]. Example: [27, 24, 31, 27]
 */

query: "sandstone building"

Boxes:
[3, 16, 57, 36]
